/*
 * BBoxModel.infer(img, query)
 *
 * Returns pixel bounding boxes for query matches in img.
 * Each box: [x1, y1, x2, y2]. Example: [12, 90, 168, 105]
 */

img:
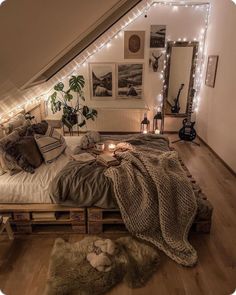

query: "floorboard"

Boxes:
[0, 137, 236, 295]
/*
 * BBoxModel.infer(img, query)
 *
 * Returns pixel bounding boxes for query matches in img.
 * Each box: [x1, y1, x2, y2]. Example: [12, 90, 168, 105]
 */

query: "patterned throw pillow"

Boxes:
[4, 136, 43, 174]
[34, 126, 66, 164]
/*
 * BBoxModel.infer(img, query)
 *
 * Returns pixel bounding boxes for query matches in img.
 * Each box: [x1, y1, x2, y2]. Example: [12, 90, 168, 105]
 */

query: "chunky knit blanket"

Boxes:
[105, 141, 198, 266]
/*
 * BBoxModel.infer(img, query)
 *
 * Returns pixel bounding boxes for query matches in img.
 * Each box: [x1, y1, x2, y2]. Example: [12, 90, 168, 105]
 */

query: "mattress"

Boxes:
[0, 136, 82, 204]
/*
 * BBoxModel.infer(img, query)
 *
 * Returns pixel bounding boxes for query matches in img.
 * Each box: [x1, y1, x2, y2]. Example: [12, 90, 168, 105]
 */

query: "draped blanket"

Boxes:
[105, 146, 198, 266]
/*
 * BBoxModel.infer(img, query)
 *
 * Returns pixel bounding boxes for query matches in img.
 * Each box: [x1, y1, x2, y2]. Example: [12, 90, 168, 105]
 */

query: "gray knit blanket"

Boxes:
[105, 139, 198, 266]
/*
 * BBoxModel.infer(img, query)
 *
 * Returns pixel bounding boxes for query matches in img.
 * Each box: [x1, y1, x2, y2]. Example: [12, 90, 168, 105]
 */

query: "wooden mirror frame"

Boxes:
[163, 41, 199, 118]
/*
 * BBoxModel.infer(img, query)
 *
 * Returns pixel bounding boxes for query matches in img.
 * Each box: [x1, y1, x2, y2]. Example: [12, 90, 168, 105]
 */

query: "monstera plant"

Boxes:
[49, 75, 97, 129]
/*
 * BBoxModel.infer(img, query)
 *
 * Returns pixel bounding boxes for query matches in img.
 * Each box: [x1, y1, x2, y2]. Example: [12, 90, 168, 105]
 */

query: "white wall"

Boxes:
[45, 3, 207, 133]
[197, 0, 236, 173]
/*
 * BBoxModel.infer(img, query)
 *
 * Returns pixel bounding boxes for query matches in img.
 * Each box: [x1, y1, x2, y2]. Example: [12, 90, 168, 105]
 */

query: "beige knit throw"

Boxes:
[105, 149, 198, 266]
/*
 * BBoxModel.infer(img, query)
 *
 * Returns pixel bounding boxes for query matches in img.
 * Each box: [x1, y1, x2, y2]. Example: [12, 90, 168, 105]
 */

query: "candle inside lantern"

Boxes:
[108, 143, 116, 152]
[143, 130, 148, 134]
[155, 129, 160, 134]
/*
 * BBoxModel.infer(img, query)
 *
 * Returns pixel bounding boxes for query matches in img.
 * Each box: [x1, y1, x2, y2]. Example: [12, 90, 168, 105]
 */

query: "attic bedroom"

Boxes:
[0, 0, 235, 294]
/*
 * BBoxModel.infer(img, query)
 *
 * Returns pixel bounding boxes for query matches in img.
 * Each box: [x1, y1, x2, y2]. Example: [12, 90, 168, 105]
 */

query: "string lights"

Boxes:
[0, 0, 211, 123]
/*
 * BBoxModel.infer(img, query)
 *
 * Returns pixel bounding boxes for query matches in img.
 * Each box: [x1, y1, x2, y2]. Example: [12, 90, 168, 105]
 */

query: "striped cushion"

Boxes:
[34, 126, 66, 164]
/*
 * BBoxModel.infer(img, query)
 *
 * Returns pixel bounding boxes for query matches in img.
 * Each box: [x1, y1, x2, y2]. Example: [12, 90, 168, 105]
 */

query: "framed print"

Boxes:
[117, 63, 144, 99]
[205, 55, 219, 88]
[89, 63, 115, 100]
[149, 49, 165, 72]
[150, 25, 166, 48]
[124, 31, 145, 59]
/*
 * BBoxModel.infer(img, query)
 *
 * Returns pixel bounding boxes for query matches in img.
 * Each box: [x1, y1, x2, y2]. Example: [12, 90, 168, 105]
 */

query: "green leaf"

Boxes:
[49, 92, 58, 113]
[82, 106, 89, 117]
[54, 82, 64, 92]
[64, 93, 73, 101]
[78, 120, 86, 127]
[91, 109, 98, 117]
[69, 75, 85, 92]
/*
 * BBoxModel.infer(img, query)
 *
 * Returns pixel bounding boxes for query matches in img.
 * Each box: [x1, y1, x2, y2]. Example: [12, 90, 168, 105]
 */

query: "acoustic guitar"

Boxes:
[171, 83, 185, 114]
[178, 89, 197, 141]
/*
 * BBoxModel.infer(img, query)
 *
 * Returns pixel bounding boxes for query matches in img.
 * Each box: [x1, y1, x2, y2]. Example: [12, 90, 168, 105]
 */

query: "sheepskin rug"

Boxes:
[45, 236, 160, 295]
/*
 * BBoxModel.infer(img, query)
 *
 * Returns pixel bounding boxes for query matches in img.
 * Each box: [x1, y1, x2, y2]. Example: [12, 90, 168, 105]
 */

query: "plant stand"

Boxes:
[62, 123, 80, 136]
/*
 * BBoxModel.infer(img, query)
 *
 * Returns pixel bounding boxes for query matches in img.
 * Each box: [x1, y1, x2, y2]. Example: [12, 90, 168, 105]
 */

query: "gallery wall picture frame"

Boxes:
[89, 63, 116, 100]
[150, 25, 166, 48]
[116, 63, 144, 99]
[149, 49, 165, 72]
[205, 55, 219, 88]
[124, 31, 145, 59]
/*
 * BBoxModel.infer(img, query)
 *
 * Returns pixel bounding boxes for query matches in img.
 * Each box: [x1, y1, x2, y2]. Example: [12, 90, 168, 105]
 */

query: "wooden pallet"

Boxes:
[0, 204, 86, 234]
[87, 208, 127, 234]
[87, 206, 212, 234]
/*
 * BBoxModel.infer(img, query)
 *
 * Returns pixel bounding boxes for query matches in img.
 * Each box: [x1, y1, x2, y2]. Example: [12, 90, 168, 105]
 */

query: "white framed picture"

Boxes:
[116, 63, 144, 99]
[149, 49, 165, 72]
[150, 25, 166, 48]
[124, 31, 145, 59]
[89, 63, 116, 100]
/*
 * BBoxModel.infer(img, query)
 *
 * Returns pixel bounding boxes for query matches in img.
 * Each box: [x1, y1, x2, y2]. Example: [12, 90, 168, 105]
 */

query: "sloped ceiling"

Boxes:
[0, 0, 130, 109]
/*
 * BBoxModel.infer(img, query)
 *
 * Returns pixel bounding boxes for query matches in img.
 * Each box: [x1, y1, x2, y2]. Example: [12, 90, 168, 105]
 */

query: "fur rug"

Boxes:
[45, 236, 160, 295]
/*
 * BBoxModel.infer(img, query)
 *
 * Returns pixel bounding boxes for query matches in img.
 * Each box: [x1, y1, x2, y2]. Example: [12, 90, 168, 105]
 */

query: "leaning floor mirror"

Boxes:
[164, 41, 198, 117]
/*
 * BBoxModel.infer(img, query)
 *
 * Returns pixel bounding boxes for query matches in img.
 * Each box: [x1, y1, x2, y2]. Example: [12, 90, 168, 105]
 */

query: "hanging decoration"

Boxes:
[0, 0, 211, 123]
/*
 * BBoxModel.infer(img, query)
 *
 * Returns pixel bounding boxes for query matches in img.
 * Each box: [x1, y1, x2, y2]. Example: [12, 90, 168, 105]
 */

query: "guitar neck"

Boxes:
[186, 89, 195, 124]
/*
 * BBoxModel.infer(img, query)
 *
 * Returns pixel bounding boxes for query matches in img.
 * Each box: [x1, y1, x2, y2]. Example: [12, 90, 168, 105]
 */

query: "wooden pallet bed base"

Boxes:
[0, 204, 86, 234]
[0, 149, 213, 235]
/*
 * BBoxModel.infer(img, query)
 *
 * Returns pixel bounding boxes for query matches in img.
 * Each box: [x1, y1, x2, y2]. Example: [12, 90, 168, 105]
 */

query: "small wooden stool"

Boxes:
[0, 217, 14, 240]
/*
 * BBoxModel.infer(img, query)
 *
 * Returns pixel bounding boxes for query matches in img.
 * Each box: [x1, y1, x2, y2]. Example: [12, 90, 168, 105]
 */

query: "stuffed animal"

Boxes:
[94, 239, 117, 256]
[87, 252, 112, 272]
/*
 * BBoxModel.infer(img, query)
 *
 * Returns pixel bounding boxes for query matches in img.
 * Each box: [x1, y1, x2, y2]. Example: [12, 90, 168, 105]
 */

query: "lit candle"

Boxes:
[155, 129, 160, 135]
[108, 143, 116, 152]
[143, 130, 148, 134]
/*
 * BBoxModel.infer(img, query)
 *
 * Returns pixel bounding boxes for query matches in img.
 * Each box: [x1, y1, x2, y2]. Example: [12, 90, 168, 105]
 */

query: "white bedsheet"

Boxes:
[0, 136, 82, 203]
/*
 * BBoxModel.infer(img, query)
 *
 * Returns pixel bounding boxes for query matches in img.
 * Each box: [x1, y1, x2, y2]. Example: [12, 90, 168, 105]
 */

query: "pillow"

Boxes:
[26, 121, 48, 136]
[80, 131, 101, 150]
[0, 131, 21, 175]
[34, 125, 66, 164]
[4, 136, 43, 174]
[3, 114, 31, 135]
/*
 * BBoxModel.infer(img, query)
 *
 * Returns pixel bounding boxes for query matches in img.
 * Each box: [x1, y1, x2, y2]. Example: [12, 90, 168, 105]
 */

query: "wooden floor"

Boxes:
[0, 137, 236, 295]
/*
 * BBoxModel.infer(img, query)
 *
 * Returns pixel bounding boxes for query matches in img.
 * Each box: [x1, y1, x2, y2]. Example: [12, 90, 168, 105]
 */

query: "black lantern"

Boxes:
[141, 113, 150, 134]
[153, 110, 162, 134]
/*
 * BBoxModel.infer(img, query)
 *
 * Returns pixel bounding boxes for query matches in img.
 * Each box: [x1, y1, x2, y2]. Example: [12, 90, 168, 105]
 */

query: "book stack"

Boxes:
[97, 154, 120, 167]
[32, 212, 56, 221]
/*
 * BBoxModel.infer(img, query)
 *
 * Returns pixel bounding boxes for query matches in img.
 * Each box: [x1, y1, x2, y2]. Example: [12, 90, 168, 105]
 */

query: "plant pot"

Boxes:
[62, 113, 78, 128]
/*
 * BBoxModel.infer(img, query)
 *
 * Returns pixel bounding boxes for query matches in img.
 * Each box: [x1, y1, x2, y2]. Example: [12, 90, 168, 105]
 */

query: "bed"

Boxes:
[0, 105, 213, 242]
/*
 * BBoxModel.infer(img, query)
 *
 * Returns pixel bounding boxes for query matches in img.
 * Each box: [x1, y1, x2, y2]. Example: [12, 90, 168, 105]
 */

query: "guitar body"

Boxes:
[179, 119, 197, 141]
[171, 101, 180, 114]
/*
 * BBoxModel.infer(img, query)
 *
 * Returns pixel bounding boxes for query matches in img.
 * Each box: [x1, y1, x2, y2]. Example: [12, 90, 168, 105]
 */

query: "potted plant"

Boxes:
[49, 75, 97, 129]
